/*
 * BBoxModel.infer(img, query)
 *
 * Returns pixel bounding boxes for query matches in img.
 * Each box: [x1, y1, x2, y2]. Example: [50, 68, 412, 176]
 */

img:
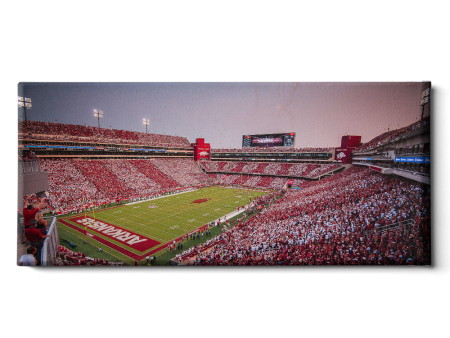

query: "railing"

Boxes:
[393, 167, 430, 177]
[41, 217, 59, 266]
[19, 159, 41, 174]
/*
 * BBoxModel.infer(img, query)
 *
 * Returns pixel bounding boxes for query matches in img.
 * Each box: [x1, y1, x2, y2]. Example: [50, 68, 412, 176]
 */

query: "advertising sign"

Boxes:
[242, 133, 295, 148]
[395, 157, 430, 163]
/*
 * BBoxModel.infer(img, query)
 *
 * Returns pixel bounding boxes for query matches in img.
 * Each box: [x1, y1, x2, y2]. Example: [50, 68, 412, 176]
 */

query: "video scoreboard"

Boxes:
[242, 133, 296, 148]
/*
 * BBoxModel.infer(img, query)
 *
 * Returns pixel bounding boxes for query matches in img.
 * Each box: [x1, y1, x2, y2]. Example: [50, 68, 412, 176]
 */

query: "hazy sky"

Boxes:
[18, 82, 427, 149]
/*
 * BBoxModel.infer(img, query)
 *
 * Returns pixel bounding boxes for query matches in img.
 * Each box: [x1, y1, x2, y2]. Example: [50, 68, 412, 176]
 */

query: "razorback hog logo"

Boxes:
[192, 198, 211, 204]
[336, 152, 346, 160]
[199, 151, 209, 156]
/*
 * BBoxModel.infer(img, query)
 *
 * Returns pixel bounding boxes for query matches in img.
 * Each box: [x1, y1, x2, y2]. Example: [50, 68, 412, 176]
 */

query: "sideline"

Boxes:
[211, 200, 257, 225]
[126, 188, 198, 205]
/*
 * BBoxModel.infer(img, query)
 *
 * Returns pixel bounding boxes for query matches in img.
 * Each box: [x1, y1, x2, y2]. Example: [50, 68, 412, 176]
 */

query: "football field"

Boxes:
[58, 186, 268, 262]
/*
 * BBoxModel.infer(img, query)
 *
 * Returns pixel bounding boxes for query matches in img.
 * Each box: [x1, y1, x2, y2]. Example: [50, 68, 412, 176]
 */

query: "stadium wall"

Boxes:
[18, 164, 49, 208]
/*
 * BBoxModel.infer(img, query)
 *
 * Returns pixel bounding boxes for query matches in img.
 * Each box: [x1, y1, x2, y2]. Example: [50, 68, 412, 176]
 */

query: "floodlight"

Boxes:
[94, 110, 103, 118]
[93, 109, 104, 127]
[18, 96, 32, 121]
[143, 118, 150, 132]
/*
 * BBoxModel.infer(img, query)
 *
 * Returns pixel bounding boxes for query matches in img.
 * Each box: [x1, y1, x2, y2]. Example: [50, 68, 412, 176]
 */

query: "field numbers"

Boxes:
[187, 219, 196, 222]
[215, 208, 221, 211]
[170, 225, 179, 229]
[203, 213, 209, 216]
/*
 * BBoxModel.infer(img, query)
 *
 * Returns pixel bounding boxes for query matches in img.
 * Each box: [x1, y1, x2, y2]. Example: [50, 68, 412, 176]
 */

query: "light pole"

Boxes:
[18, 96, 32, 121]
[420, 88, 430, 120]
[143, 118, 150, 133]
[94, 109, 103, 128]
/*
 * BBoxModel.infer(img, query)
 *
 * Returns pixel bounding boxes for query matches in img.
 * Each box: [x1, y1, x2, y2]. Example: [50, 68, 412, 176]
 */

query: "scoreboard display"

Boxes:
[242, 133, 296, 148]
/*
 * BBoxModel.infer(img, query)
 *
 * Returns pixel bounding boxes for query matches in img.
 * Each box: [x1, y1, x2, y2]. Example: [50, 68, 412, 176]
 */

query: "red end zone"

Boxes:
[67, 216, 160, 252]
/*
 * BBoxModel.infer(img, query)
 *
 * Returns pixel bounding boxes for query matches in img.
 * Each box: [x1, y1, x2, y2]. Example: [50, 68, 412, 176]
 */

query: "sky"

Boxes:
[18, 82, 427, 149]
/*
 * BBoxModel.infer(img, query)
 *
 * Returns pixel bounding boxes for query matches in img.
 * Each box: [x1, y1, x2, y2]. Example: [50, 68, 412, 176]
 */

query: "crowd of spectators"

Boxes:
[54, 245, 125, 266]
[151, 158, 215, 187]
[216, 174, 238, 185]
[103, 159, 160, 195]
[130, 160, 180, 189]
[304, 164, 342, 177]
[270, 177, 288, 190]
[73, 160, 136, 202]
[200, 160, 342, 178]
[38, 158, 216, 214]
[187, 166, 430, 265]
[18, 120, 191, 148]
[40, 159, 100, 212]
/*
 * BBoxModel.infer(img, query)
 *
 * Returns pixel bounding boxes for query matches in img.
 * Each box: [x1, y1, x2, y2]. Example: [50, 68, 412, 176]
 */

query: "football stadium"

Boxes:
[17, 82, 431, 266]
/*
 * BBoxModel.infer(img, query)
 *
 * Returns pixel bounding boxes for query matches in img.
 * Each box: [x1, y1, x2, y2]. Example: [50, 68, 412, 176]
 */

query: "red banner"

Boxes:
[191, 138, 211, 160]
[335, 148, 353, 164]
[369, 165, 382, 172]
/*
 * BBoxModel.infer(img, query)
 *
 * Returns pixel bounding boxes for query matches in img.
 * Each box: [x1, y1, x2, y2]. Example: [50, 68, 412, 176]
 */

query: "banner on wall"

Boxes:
[394, 156, 430, 163]
[191, 138, 211, 160]
[335, 148, 353, 164]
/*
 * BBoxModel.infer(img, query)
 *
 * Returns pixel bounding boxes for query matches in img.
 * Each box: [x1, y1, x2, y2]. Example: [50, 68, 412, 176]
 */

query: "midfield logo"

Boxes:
[192, 198, 211, 204]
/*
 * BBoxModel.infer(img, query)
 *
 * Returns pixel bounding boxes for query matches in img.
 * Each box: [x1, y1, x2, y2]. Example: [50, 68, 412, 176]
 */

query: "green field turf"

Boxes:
[59, 186, 268, 256]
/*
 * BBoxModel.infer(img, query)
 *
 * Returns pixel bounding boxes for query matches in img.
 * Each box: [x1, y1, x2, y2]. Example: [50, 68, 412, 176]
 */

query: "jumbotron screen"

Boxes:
[242, 133, 296, 148]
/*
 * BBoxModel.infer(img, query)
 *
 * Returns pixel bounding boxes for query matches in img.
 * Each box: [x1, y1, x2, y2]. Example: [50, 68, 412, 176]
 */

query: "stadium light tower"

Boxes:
[143, 118, 150, 133]
[420, 88, 430, 120]
[18, 96, 32, 121]
[93, 109, 103, 128]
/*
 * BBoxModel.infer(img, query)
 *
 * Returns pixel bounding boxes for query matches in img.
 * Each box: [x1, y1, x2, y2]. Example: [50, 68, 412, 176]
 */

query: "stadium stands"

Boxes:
[18, 116, 430, 267]
[199, 160, 342, 178]
[129, 160, 180, 189]
[18, 120, 191, 148]
[186, 166, 430, 265]
[38, 158, 215, 214]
